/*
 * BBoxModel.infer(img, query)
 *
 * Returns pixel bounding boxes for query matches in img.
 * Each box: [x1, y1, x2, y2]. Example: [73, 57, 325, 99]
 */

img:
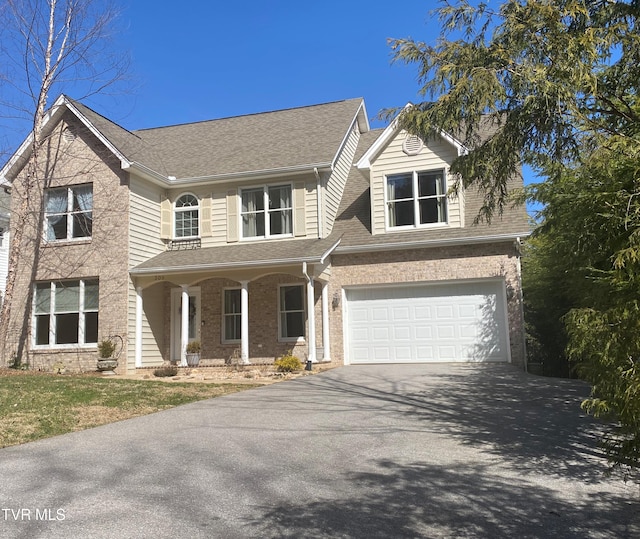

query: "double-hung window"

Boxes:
[34, 279, 99, 346]
[241, 185, 292, 239]
[386, 170, 447, 229]
[223, 288, 241, 342]
[45, 184, 93, 241]
[174, 194, 199, 238]
[279, 285, 305, 341]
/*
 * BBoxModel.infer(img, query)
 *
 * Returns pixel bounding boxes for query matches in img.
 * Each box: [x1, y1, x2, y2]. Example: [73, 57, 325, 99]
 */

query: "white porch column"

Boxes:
[135, 286, 143, 368]
[307, 277, 317, 363]
[321, 282, 331, 361]
[240, 280, 250, 364]
[180, 285, 189, 367]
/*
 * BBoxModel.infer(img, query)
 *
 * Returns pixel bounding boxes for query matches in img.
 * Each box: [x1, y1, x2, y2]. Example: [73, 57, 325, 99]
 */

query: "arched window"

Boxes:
[174, 194, 199, 238]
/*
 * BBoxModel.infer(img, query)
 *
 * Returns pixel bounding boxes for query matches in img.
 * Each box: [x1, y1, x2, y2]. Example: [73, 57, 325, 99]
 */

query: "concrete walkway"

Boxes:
[0, 364, 638, 538]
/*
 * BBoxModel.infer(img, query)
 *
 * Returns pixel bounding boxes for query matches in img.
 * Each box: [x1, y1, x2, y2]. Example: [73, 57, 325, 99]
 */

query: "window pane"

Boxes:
[56, 313, 79, 344]
[418, 172, 444, 197]
[268, 186, 291, 210]
[281, 286, 303, 311]
[35, 283, 51, 314]
[72, 185, 93, 211]
[389, 200, 414, 227]
[242, 212, 265, 237]
[45, 188, 68, 213]
[282, 312, 305, 338]
[387, 174, 413, 200]
[48, 215, 68, 240]
[224, 289, 241, 314]
[73, 211, 92, 238]
[55, 282, 80, 312]
[242, 189, 264, 212]
[419, 198, 446, 224]
[84, 280, 99, 310]
[176, 194, 198, 208]
[85, 312, 98, 343]
[35, 315, 50, 345]
[270, 209, 292, 235]
[225, 314, 241, 341]
[176, 209, 199, 237]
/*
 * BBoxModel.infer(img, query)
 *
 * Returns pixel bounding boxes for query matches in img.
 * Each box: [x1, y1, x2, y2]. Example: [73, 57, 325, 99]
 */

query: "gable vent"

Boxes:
[402, 134, 423, 156]
[62, 126, 77, 143]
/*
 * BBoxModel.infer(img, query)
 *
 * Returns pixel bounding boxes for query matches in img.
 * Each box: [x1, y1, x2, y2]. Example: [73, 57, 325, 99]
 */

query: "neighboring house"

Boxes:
[0, 95, 530, 373]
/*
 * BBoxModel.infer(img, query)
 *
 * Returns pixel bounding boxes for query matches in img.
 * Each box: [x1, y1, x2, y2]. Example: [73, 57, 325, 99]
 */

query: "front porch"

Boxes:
[130, 264, 335, 370]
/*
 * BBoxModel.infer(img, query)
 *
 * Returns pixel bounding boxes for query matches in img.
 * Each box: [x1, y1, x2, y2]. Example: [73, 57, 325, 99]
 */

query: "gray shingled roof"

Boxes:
[131, 99, 364, 179]
[70, 97, 364, 180]
[69, 99, 169, 175]
[131, 236, 341, 274]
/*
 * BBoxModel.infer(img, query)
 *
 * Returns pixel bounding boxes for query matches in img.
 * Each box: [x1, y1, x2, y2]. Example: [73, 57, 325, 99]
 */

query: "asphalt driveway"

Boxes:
[1, 364, 638, 538]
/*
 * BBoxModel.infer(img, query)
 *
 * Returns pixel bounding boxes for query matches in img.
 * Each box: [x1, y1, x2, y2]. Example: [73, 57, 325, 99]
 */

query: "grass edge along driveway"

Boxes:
[0, 370, 260, 448]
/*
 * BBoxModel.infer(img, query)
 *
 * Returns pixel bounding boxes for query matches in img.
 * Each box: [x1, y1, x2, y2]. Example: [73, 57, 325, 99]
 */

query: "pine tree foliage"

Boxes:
[390, 0, 640, 474]
[389, 0, 640, 220]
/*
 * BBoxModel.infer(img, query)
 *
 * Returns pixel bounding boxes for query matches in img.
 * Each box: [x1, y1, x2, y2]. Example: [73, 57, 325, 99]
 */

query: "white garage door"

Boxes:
[345, 281, 509, 364]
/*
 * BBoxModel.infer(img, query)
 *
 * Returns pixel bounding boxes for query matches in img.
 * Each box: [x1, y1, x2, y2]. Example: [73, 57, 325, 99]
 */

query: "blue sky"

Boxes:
[87, 0, 440, 131]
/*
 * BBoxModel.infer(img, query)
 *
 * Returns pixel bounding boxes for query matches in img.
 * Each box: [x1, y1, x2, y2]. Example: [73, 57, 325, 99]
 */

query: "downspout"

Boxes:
[516, 236, 528, 372]
[314, 167, 323, 238]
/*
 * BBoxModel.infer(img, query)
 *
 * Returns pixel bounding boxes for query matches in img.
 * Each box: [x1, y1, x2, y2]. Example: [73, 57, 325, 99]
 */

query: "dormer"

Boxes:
[356, 105, 468, 236]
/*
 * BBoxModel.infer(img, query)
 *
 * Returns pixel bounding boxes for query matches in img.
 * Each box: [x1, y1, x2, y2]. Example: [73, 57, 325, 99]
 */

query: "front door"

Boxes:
[171, 287, 201, 361]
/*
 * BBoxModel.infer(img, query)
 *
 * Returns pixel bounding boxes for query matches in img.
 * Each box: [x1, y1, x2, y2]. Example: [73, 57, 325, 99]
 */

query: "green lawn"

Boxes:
[0, 370, 258, 448]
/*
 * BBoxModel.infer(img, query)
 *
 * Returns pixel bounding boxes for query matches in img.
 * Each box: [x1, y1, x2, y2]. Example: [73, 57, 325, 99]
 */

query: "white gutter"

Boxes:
[334, 232, 531, 254]
[320, 237, 342, 264]
[167, 163, 332, 186]
[130, 252, 333, 276]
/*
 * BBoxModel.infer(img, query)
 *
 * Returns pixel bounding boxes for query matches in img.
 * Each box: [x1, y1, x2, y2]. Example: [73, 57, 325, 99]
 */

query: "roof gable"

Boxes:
[355, 103, 468, 170]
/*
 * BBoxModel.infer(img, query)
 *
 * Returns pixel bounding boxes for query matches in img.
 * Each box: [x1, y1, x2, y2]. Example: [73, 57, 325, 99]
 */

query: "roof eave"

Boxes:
[334, 232, 531, 254]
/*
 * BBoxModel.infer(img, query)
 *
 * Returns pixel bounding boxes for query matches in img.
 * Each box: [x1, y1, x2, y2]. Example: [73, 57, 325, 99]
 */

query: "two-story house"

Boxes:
[0, 95, 529, 373]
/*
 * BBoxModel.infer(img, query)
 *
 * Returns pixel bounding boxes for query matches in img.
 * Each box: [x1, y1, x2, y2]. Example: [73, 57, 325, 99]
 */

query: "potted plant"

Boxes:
[186, 340, 201, 367]
[96, 335, 122, 374]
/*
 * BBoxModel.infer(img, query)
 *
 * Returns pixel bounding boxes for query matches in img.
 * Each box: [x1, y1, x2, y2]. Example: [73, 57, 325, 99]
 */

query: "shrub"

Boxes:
[274, 351, 302, 372]
[153, 365, 178, 377]
[97, 338, 117, 359]
[186, 341, 201, 354]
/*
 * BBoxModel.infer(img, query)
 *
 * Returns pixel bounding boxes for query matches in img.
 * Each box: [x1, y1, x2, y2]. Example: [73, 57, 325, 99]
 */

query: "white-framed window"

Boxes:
[385, 170, 447, 229]
[45, 184, 93, 241]
[241, 184, 292, 239]
[278, 284, 305, 341]
[222, 288, 241, 343]
[34, 279, 99, 347]
[174, 193, 200, 239]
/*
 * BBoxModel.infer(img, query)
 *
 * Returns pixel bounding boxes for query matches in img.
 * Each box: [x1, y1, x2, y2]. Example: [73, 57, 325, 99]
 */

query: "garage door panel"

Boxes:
[393, 326, 411, 340]
[346, 282, 508, 364]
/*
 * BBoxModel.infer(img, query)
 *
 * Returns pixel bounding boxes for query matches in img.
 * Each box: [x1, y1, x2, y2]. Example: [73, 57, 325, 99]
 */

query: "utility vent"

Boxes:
[402, 134, 423, 156]
[62, 127, 76, 143]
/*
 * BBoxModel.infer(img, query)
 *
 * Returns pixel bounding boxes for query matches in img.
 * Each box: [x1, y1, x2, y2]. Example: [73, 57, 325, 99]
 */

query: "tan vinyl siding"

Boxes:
[324, 122, 360, 235]
[370, 130, 461, 235]
[126, 281, 165, 370]
[129, 177, 166, 266]
[305, 181, 318, 237]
